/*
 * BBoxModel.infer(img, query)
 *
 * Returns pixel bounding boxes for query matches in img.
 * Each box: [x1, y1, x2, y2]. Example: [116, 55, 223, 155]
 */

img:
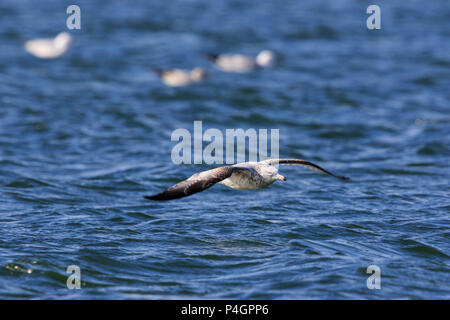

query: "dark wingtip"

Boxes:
[144, 194, 165, 201]
[338, 175, 350, 181]
[144, 192, 184, 201]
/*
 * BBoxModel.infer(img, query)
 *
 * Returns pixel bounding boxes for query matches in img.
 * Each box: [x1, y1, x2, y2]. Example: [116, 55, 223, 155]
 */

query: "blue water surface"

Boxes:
[0, 0, 449, 299]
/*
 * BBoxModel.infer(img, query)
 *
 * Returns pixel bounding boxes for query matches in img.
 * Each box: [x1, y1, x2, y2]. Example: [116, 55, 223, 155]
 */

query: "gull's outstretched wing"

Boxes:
[263, 159, 349, 180]
[145, 166, 253, 201]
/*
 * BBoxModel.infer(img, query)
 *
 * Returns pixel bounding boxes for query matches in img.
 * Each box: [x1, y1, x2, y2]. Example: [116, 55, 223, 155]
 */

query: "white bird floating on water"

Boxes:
[207, 50, 276, 73]
[145, 158, 349, 201]
[152, 67, 208, 87]
[24, 32, 72, 59]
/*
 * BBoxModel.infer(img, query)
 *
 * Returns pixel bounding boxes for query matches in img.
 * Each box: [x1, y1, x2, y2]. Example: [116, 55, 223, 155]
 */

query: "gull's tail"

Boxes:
[150, 67, 163, 76]
[205, 53, 219, 62]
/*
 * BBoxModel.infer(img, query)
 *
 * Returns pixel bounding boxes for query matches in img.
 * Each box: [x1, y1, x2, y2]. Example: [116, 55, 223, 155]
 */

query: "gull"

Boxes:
[145, 158, 349, 201]
[24, 32, 72, 59]
[152, 67, 207, 87]
[206, 50, 276, 73]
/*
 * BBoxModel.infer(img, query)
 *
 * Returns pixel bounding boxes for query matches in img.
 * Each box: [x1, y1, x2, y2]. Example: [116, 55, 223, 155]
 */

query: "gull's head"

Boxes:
[54, 32, 72, 49]
[190, 67, 207, 82]
[256, 50, 276, 68]
[261, 163, 286, 182]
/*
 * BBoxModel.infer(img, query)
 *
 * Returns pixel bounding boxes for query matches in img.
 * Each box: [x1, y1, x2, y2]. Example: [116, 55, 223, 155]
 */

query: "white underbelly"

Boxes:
[219, 175, 270, 190]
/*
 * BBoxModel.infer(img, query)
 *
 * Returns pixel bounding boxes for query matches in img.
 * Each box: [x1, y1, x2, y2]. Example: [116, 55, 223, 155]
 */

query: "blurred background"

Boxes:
[0, 0, 449, 299]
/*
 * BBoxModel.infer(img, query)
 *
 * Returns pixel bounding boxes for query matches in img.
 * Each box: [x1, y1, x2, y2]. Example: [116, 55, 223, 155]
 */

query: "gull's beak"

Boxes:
[276, 174, 287, 181]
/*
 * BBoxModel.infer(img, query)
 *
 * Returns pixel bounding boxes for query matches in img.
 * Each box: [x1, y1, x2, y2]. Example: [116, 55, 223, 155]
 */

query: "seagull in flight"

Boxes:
[145, 159, 349, 201]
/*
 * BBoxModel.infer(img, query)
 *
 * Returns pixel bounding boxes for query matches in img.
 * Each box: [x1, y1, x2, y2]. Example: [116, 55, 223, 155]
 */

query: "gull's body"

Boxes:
[24, 32, 72, 59]
[153, 67, 207, 87]
[207, 50, 276, 73]
[145, 158, 349, 201]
